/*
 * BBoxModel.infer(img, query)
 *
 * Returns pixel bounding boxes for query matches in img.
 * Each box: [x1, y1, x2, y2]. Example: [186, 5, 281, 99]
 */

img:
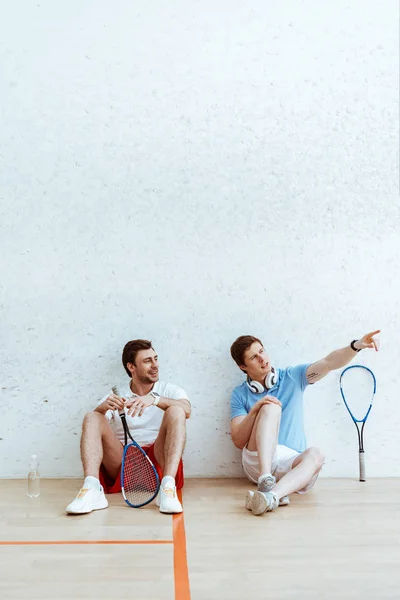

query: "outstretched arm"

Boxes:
[306, 330, 380, 384]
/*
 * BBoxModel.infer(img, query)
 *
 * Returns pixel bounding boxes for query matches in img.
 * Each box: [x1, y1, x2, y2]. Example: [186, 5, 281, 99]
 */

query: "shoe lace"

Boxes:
[258, 476, 275, 493]
[162, 486, 176, 498]
[76, 488, 89, 499]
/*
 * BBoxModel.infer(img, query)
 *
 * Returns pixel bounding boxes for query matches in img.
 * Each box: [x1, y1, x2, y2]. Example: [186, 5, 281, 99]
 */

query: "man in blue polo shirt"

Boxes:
[229, 330, 380, 516]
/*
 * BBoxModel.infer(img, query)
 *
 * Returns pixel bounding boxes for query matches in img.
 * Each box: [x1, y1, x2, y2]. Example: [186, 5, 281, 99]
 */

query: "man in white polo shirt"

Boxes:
[66, 339, 190, 515]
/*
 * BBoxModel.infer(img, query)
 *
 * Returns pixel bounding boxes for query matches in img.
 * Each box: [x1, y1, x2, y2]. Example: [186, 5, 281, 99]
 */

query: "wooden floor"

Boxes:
[0, 478, 399, 600]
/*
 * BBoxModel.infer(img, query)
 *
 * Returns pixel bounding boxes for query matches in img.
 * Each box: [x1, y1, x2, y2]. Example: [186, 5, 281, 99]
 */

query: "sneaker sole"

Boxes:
[159, 506, 183, 514]
[247, 491, 289, 511]
[245, 491, 254, 511]
[251, 491, 269, 516]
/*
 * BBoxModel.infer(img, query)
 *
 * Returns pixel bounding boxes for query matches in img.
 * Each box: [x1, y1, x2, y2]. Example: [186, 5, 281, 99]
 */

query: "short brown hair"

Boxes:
[122, 339, 153, 376]
[230, 335, 263, 369]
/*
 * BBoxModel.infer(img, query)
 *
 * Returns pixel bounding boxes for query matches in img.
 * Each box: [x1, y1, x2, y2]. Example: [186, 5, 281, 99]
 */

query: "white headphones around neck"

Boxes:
[246, 367, 278, 394]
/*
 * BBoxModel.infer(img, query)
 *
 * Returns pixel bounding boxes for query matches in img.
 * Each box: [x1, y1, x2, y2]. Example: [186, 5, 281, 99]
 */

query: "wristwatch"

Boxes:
[350, 339, 361, 352]
[150, 391, 160, 406]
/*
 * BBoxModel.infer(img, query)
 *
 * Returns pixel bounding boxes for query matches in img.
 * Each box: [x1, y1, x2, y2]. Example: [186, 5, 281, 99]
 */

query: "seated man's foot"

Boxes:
[66, 479, 108, 514]
[246, 490, 289, 510]
[251, 490, 279, 516]
[257, 473, 276, 493]
[156, 476, 183, 514]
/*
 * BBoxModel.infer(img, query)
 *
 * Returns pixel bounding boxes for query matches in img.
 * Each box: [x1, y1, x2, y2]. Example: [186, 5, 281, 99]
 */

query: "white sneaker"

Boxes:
[245, 490, 254, 511]
[245, 474, 277, 510]
[251, 490, 279, 516]
[156, 485, 183, 514]
[65, 486, 108, 514]
[257, 473, 276, 493]
[246, 491, 289, 510]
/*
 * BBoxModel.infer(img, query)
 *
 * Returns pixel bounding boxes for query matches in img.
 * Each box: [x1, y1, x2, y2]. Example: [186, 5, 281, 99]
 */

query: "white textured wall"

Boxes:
[1, 1, 398, 479]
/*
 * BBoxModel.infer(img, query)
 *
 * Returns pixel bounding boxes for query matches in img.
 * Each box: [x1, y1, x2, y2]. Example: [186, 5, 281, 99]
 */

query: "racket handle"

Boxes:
[111, 386, 126, 417]
[359, 451, 366, 482]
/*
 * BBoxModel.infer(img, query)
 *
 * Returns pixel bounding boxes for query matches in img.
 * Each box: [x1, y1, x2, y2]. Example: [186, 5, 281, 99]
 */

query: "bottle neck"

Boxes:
[29, 456, 39, 471]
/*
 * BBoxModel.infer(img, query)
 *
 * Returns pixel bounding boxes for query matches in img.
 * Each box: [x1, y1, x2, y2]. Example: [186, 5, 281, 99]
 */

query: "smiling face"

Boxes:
[127, 348, 159, 385]
[241, 341, 272, 383]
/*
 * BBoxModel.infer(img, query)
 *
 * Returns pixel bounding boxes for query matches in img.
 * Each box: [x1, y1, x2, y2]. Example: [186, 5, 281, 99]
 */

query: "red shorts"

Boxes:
[99, 442, 184, 493]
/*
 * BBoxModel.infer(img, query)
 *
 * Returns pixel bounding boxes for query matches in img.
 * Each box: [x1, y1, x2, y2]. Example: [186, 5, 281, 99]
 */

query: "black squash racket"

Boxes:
[112, 386, 160, 507]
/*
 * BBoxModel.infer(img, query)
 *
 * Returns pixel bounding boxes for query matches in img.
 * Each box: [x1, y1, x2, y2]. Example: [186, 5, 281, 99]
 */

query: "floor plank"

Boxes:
[0, 478, 399, 600]
[184, 478, 400, 600]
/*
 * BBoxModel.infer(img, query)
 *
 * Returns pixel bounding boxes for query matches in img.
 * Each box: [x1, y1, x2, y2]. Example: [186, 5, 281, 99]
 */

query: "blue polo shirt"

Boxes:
[230, 364, 310, 453]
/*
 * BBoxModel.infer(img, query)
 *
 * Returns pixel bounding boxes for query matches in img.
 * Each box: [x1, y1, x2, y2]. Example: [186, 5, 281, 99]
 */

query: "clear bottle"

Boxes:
[27, 454, 40, 498]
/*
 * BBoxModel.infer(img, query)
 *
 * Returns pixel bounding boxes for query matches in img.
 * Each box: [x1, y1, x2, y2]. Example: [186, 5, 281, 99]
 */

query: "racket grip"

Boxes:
[111, 386, 126, 417]
[359, 451, 366, 482]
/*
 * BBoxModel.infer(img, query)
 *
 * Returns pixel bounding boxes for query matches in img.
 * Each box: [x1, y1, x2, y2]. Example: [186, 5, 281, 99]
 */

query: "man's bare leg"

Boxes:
[153, 406, 187, 513]
[80, 411, 123, 480]
[66, 412, 123, 514]
[250, 447, 325, 516]
[272, 447, 324, 499]
[247, 403, 281, 476]
[244, 403, 281, 513]
[153, 406, 187, 477]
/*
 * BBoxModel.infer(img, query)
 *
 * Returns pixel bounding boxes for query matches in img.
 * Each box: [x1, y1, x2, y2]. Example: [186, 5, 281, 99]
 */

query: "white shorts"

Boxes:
[242, 444, 319, 494]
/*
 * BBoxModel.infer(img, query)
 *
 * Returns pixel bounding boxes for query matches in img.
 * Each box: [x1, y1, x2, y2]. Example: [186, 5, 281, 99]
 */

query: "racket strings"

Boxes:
[340, 372, 375, 422]
[123, 444, 159, 506]
[340, 365, 376, 482]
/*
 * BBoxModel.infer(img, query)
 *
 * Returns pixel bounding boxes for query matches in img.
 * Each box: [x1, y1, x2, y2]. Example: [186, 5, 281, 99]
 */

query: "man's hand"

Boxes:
[98, 393, 125, 413]
[125, 394, 154, 417]
[250, 395, 281, 416]
[355, 330, 381, 352]
[306, 329, 382, 385]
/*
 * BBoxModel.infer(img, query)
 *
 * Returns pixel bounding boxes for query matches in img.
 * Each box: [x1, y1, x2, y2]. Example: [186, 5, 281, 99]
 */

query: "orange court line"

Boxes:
[173, 489, 191, 600]
[0, 539, 173, 546]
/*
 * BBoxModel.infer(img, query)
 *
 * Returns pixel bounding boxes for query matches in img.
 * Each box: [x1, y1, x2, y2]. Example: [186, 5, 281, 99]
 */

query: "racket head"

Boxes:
[339, 365, 376, 423]
[121, 441, 160, 508]
[111, 386, 160, 507]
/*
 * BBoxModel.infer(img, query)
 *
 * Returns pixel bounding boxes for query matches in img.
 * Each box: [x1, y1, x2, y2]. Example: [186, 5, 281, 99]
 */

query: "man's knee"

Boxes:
[82, 411, 106, 428]
[164, 405, 186, 422]
[305, 447, 325, 470]
[258, 402, 281, 418]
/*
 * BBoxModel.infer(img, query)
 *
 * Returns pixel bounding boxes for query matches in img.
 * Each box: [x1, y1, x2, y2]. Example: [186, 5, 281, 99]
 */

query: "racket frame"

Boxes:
[339, 365, 376, 482]
[118, 405, 160, 508]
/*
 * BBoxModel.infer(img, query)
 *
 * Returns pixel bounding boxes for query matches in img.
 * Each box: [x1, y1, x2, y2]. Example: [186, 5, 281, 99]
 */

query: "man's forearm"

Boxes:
[157, 397, 191, 418]
[307, 331, 379, 383]
[231, 412, 258, 449]
[324, 344, 359, 371]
